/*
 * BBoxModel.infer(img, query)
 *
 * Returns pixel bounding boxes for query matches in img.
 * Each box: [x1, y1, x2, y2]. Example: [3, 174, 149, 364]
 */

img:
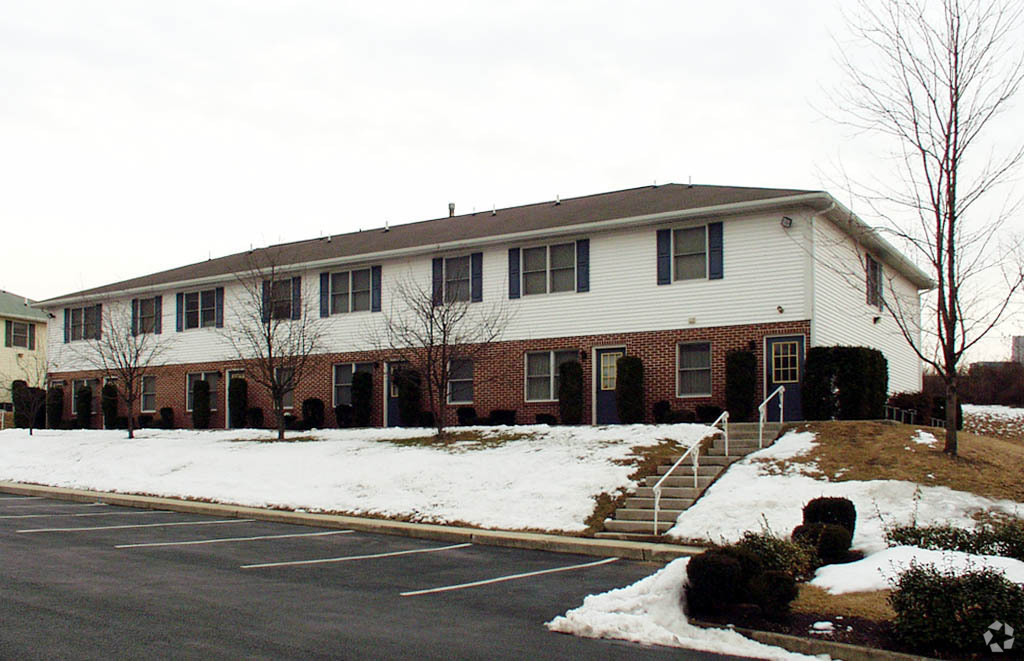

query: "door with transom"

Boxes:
[765, 336, 804, 421]
[594, 347, 625, 424]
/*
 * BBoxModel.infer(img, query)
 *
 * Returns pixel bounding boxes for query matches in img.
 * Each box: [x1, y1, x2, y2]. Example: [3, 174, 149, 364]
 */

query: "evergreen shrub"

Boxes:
[46, 386, 64, 429]
[558, 360, 583, 424]
[191, 380, 211, 430]
[75, 385, 93, 428]
[803, 496, 857, 536]
[352, 371, 373, 427]
[228, 378, 248, 428]
[395, 369, 421, 428]
[302, 398, 325, 429]
[101, 383, 118, 429]
[725, 350, 757, 422]
[159, 407, 175, 429]
[615, 356, 644, 423]
[334, 404, 353, 428]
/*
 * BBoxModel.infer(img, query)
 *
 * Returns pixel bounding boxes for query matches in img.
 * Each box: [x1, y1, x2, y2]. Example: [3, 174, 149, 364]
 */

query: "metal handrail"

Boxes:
[758, 385, 785, 448]
[652, 412, 728, 534]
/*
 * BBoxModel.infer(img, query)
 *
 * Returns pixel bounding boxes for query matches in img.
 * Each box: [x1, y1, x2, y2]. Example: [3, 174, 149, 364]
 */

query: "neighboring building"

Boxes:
[1, 289, 49, 410]
[39, 184, 933, 428]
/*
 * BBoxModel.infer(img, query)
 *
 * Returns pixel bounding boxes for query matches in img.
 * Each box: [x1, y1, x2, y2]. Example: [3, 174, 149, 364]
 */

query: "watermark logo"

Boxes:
[983, 621, 1015, 653]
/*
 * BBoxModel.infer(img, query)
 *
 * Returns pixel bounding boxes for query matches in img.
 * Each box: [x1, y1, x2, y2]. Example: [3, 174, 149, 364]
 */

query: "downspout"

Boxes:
[807, 201, 836, 348]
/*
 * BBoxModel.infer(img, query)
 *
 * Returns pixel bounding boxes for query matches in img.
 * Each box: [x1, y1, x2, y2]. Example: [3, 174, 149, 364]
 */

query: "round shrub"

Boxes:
[535, 413, 557, 425]
[734, 531, 816, 581]
[246, 407, 264, 428]
[302, 398, 325, 429]
[718, 545, 764, 596]
[749, 570, 799, 617]
[685, 550, 743, 616]
[159, 407, 175, 429]
[803, 496, 857, 536]
[652, 401, 672, 424]
[793, 523, 852, 563]
[334, 404, 353, 428]
[890, 563, 1024, 656]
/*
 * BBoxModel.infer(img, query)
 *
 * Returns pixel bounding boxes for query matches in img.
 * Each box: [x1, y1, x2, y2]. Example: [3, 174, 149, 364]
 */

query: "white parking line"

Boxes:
[240, 542, 472, 569]
[0, 511, 165, 520]
[18, 519, 252, 533]
[116, 530, 354, 549]
[400, 557, 621, 597]
[0, 503, 108, 513]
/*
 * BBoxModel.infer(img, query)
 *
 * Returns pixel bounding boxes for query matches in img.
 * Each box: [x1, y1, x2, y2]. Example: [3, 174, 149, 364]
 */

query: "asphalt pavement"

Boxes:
[0, 494, 745, 660]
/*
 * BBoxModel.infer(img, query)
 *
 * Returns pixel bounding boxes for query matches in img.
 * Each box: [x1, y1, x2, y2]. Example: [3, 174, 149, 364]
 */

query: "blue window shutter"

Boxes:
[28, 323, 35, 350]
[471, 252, 483, 302]
[63, 308, 70, 343]
[94, 304, 102, 339]
[291, 277, 302, 320]
[261, 281, 270, 323]
[432, 258, 444, 306]
[131, 299, 139, 336]
[154, 296, 163, 334]
[576, 239, 590, 292]
[4, 320, 10, 347]
[371, 265, 382, 312]
[508, 248, 520, 299]
[656, 229, 671, 285]
[215, 287, 225, 327]
[319, 272, 330, 317]
[176, 293, 184, 331]
[708, 222, 723, 280]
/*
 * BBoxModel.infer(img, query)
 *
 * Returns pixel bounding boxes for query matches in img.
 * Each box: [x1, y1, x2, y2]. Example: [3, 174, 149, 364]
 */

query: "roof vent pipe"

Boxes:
[555, 194, 561, 205]
[491, 204, 496, 216]
[448, 203, 455, 217]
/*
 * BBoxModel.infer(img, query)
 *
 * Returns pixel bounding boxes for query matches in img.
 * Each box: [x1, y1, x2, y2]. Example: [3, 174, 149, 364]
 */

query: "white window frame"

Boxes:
[69, 305, 98, 342]
[672, 225, 709, 282]
[332, 362, 374, 407]
[141, 375, 157, 413]
[524, 350, 578, 402]
[866, 254, 883, 309]
[447, 359, 474, 404]
[330, 268, 373, 314]
[186, 371, 221, 411]
[184, 289, 217, 330]
[9, 321, 31, 348]
[444, 256, 471, 303]
[521, 242, 576, 296]
[270, 280, 294, 321]
[676, 342, 712, 398]
[137, 296, 158, 334]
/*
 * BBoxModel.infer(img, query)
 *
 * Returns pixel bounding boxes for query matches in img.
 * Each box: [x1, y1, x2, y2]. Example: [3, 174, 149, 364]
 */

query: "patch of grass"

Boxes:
[584, 490, 630, 535]
[619, 437, 696, 482]
[384, 429, 533, 450]
[792, 585, 895, 621]
[769, 421, 1024, 503]
[230, 435, 321, 443]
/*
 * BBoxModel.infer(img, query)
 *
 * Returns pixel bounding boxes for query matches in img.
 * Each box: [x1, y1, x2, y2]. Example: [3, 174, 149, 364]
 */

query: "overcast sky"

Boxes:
[2, 1, 1022, 358]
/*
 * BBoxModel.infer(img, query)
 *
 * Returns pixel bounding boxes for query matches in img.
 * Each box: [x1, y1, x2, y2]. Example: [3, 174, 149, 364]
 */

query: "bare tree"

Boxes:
[78, 299, 173, 438]
[221, 249, 325, 440]
[831, 0, 1024, 454]
[369, 272, 512, 436]
[3, 351, 53, 435]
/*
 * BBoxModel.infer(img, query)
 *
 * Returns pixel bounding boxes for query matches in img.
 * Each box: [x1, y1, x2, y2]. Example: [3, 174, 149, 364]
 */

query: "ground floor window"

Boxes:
[525, 350, 578, 401]
[448, 360, 474, 404]
[677, 342, 712, 397]
[333, 362, 374, 407]
[141, 376, 157, 412]
[71, 378, 100, 414]
[186, 372, 220, 411]
[276, 367, 294, 409]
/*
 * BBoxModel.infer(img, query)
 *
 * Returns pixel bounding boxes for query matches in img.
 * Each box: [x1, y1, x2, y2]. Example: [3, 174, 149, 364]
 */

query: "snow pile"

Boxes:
[963, 404, 1024, 440]
[666, 430, 1023, 554]
[546, 558, 823, 660]
[0, 424, 711, 532]
[812, 546, 1024, 594]
[910, 430, 938, 446]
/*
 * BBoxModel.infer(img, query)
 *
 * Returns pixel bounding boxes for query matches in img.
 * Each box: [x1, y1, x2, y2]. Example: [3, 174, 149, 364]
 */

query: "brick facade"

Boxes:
[49, 319, 810, 429]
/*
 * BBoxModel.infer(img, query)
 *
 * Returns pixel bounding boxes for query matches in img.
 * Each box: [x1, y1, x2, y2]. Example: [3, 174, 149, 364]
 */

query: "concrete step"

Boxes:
[613, 508, 685, 522]
[727, 422, 784, 432]
[624, 497, 695, 509]
[705, 446, 759, 457]
[696, 455, 741, 467]
[634, 486, 704, 499]
[593, 531, 664, 542]
[655, 464, 723, 476]
[642, 474, 715, 488]
[602, 519, 674, 534]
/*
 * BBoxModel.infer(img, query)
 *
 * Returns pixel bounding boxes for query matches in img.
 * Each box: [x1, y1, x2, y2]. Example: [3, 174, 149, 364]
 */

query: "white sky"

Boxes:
[2, 1, 1022, 358]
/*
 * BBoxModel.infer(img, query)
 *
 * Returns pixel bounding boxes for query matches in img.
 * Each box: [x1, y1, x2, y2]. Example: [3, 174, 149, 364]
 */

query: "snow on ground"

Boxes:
[910, 429, 938, 446]
[963, 404, 1024, 440]
[0, 423, 711, 532]
[546, 557, 823, 660]
[666, 430, 1023, 554]
[812, 546, 1024, 594]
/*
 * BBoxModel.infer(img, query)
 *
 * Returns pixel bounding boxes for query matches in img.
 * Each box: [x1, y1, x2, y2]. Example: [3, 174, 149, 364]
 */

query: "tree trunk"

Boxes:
[943, 387, 958, 456]
[274, 399, 286, 440]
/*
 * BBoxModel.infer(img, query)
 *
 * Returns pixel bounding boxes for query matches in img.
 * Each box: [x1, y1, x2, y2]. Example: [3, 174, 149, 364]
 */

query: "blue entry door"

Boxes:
[765, 336, 804, 422]
[386, 362, 408, 427]
[594, 347, 625, 424]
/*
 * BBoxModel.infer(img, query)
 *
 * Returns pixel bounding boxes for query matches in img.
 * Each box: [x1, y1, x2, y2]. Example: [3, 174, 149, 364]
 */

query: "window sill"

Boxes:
[524, 398, 558, 404]
[676, 393, 712, 399]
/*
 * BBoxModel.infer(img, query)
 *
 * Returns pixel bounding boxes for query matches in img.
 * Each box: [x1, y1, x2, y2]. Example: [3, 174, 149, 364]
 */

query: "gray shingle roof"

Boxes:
[0, 290, 49, 322]
[41, 183, 818, 304]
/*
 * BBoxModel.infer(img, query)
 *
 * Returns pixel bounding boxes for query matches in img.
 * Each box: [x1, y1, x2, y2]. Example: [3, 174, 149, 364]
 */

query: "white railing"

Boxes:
[652, 411, 728, 534]
[758, 386, 785, 448]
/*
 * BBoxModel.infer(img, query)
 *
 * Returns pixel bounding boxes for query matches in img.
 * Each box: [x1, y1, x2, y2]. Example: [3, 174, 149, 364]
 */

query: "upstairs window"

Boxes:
[673, 226, 707, 280]
[331, 269, 372, 314]
[866, 255, 883, 309]
[4, 320, 35, 350]
[445, 256, 471, 303]
[132, 296, 162, 335]
[271, 280, 293, 320]
[656, 223, 723, 284]
[185, 290, 217, 329]
[432, 254, 482, 305]
[67, 305, 101, 342]
[522, 243, 575, 295]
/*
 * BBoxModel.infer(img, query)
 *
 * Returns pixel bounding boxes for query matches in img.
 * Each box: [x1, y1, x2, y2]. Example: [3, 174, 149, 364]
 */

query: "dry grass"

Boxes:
[384, 429, 532, 449]
[770, 421, 1024, 503]
[792, 585, 895, 621]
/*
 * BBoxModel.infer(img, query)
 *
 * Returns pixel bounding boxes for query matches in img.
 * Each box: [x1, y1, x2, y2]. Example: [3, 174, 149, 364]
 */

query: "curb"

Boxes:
[0, 481, 701, 563]
[690, 619, 938, 661]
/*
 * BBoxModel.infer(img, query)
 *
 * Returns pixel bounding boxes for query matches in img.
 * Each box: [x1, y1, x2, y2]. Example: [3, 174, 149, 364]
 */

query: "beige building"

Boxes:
[1, 290, 49, 415]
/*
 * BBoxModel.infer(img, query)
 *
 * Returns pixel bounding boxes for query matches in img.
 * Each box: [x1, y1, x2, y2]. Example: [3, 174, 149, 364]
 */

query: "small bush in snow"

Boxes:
[802, 496, 857, 536]
[159, 407, 174, 429]
[695, 405, 724, 424]
[685, 550, 743, 616]
[733, 530, 816, 581]
[890, 563, 1024, 656]
[792, 523, 852, 564]
[749, 570, 798, 618]
[886, 518, 1024, 562]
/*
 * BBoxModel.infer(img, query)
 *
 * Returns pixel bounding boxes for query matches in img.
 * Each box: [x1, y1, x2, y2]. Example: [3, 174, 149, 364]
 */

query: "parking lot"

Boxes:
[0, 493, 734, 660]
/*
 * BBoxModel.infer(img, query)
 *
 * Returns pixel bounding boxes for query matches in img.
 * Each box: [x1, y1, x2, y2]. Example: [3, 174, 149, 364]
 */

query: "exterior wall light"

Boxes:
[780, 216, 793, 229]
